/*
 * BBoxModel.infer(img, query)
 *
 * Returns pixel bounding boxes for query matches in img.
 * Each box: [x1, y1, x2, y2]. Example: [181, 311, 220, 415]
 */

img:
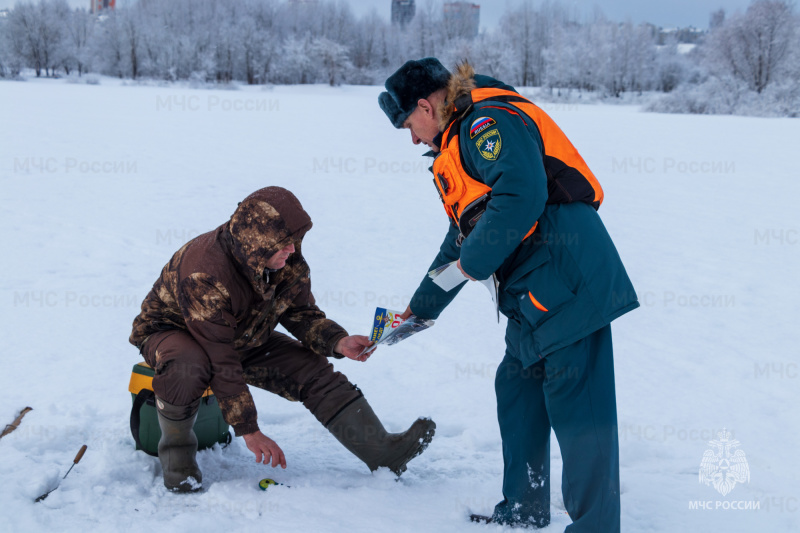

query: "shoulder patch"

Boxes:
[475, 128, 502, 161]
[469, 117, 496, 139]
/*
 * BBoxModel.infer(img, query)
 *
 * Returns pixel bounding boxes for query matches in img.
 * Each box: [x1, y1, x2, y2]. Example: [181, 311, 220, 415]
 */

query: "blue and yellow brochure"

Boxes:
[369, 308, 405, 343]
[359, 307, 435, 356]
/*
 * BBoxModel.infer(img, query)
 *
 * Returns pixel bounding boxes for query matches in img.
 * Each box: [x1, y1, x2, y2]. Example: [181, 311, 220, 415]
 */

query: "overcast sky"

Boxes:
[0, 0, 756, 29]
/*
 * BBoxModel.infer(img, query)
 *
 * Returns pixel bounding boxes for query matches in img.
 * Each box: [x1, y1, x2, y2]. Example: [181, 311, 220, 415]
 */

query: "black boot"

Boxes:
[327, 397, 436, 476]
[156, 397, 203, 492]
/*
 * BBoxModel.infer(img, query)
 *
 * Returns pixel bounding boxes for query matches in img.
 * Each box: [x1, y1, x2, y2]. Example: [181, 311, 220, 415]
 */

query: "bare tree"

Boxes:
[62, 8, 94, 76]
[455, 30, 517, 85]
[500, 1, 574, 87]
[349, 9, 388, 73]
[312, 37, 352, 86]
[6, 2, 43, 76]
[93, 10, 125, 78]
[120, 8, 141, 79]
[406, 0, 442, 60]
[654, 36, 691, 93]
[499, 2, 538, 86]
[1, 0, 793, 118]
[5, 0, 68, 77]
[39, 0, 68, 76]
[237, 0, 277, 84]
[274, 37, 315, 84]
[705, 0, 796, 93]
[2, 5, 28, 76]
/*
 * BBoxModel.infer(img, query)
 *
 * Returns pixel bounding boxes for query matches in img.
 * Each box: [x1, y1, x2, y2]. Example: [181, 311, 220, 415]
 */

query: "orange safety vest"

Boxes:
[432, 88, 604, 242]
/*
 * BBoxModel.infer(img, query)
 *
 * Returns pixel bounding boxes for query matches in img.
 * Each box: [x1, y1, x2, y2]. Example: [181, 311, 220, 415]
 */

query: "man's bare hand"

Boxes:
[335, 335, 375, 362]
[456, 259, 477, 281]
[399, 305, 412, 320]
[242, 431, 286, 468]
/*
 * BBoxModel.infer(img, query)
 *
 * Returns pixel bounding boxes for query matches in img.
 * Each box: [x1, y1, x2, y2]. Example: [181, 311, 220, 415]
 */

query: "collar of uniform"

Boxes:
[432, 131, 443, 150]
[419, 132, 444, 159]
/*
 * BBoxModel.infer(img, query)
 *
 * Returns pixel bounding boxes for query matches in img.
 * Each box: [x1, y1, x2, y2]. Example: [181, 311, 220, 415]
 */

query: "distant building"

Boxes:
[91, 0, 115, 14]
[444, 2, 480, 39]
[391, 0, 415, 28]
[658, 26, 704, 45]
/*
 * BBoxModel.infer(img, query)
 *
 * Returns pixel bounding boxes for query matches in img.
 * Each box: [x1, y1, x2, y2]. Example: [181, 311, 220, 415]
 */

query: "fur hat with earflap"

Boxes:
[378, 58, 451, 129]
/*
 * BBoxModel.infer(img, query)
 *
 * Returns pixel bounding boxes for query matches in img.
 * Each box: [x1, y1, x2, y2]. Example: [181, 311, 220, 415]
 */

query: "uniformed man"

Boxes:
[378, 58, 639, 531]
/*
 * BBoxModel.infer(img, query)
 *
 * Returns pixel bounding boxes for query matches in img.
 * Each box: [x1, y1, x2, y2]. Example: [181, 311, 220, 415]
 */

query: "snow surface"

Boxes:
[1, 78, 799, 532]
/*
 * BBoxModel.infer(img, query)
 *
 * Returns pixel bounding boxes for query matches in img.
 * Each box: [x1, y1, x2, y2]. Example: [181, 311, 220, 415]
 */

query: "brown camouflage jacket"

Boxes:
[130, 187, 348, 436]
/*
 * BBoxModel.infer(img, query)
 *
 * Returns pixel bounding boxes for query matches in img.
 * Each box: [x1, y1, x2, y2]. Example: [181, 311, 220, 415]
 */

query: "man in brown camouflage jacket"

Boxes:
[130, 186, 435, 492]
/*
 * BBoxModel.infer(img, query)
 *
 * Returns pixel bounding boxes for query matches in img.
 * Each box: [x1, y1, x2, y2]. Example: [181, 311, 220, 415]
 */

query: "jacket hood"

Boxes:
[223, 187, 312, 294]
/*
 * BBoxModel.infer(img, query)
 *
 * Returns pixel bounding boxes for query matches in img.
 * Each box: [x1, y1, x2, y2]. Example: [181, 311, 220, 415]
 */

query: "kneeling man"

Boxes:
[130, 186, 435, 491]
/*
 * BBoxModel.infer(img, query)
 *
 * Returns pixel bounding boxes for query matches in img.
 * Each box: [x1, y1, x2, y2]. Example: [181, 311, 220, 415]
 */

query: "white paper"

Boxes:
[429, 261, 470, 292]
[480, 274, 501, 323]
[429, 261, 500, 322]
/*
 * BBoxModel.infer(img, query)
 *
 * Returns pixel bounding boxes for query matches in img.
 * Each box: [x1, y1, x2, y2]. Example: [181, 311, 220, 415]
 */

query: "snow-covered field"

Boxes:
[1, 78, 799, 532]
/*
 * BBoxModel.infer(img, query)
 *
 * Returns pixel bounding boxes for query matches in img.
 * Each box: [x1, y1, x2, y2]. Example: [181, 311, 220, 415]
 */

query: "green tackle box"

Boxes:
[129, 362, 231, 456]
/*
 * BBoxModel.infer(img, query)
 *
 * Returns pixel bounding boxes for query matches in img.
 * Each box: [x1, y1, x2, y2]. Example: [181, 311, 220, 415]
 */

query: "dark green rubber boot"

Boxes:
[156, 397, 203, 492]
[327, 397, 436, 476]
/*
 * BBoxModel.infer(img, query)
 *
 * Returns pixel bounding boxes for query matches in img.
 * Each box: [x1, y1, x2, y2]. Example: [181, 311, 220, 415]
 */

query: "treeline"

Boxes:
[0, 0, 798, 116]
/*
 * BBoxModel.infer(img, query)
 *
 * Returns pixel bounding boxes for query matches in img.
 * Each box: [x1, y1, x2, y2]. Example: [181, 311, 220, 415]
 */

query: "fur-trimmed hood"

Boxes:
[438, 62, 477, 131]
[436, 63, 519, 133]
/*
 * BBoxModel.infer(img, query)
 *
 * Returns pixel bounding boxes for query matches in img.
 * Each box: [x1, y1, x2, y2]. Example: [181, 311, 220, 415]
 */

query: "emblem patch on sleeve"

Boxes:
[469, 117, 496, 139]
[475, 128, 502, 161]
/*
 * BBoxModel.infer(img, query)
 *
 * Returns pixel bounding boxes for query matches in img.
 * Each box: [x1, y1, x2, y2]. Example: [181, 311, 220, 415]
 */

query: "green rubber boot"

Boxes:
[327, 397, 436, 476]
[156, 397, 203, 492]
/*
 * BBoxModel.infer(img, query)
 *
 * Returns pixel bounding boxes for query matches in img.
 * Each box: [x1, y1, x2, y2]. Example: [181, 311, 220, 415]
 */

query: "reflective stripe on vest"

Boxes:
[432, 88, 604, 241]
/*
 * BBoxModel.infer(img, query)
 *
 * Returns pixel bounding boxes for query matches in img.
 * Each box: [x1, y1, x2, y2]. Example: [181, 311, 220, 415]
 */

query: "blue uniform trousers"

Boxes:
[492, 325, 620, 532]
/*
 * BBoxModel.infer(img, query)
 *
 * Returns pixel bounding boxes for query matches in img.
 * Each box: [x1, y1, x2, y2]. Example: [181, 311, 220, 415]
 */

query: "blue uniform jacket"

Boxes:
[409, 75, 639, 367]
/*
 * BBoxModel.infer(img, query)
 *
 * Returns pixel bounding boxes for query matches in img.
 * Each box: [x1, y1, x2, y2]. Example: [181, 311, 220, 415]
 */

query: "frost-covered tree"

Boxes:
[39, 0, 68, 75]
[542, 23, 575, 93]
[61, 7, 94, 76]
[654, 38, 691, 93]
[572, 16, 611, 92]
[405, 0, 442, 60]
[350, 9, 380, 70]
[469, 31, 520, 83]
[274, 37, 316, 84]
[1, 0, 795, 117]
[499, 1, 540, 86]
[92, 11, 125, 78]
[237, 0, 278, 84]
[704, 0, 797, 93]
[5, 0, 67, 76]
[312, 37, 352, 86]
[120, 7, 143, 79]
[0, 8, 26, 77]
[606, 21, 658, 95]
[318, 0, 357, 44]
